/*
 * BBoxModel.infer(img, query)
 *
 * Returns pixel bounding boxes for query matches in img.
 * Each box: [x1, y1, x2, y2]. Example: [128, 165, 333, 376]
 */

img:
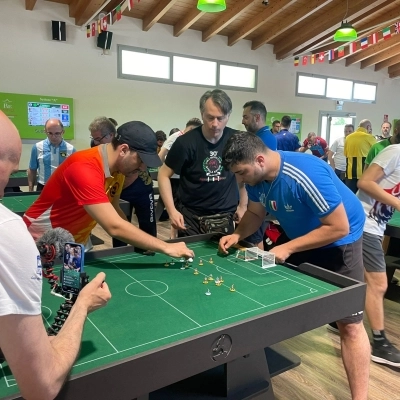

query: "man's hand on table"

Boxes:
[164, 242, 194, 259]
[218, 234, 240, 255]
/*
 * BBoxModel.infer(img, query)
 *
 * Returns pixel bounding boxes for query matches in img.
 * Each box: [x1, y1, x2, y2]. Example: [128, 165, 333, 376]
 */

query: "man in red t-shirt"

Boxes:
[303, 132, 329, 161]
[24, 121, 193, 259]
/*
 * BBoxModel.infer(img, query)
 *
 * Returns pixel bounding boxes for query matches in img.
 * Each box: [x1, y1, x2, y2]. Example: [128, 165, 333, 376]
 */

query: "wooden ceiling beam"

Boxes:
[25, 0, 37, 10]
[228, 0, 296, 47]
[69, 0, 104, 26]
[274, 0, 388, 60]
[361, 43, 400, 69]
[293, 0, 396, 56]
[143, 0, 178, 32]
[251, 0, 333, 50]
[174, 8, 205, 37]
[389, 69, 400, 78]
[375, 54, 400, 71]
[388, 63, 400, 74]
[345, 31, 400, 66]
[202, 0, 254, 42]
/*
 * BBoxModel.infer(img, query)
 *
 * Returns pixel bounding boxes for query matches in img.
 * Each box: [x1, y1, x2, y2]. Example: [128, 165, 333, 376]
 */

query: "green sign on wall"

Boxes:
[0, 92, 74, 140]
[268, 112, 302, 140]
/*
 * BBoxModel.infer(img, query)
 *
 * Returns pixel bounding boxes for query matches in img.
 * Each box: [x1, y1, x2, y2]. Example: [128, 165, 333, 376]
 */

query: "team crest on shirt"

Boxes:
[200, 151, 226, 182]
[269, 200, 277, 211]
[259, 193, 266, 207]
[60, 152, 67, 157]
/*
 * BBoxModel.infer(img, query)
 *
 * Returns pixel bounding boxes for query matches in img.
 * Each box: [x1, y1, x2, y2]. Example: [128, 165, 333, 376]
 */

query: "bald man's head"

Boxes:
[359, 119, 372, 134]
[0, 111, 21, 197]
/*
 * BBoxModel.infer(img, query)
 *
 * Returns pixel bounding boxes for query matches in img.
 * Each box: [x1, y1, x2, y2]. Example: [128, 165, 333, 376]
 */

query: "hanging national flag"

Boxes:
[102, 16, 108, 31]
[318, 52, 325, 62]
[369, 33, 378, 45]
[395, 21, 400, 34]
[91, 22, 96, 37]
[302, 56, 308, 65]
[349, 42, 357, 54]
[108, 12, 113, 25]
[97, 19, 102, 34]
[294, 57, 299, 67]
[338, 46, 345, 57]
[116, 5, 122, 21]
[311, 54, 315, 64]
[360, 37, 368, 49]
[382, 26, 391, 39]
[86, 25, 91, 38]
[328, 49, 335, 61]
[127, 0, 134, 11]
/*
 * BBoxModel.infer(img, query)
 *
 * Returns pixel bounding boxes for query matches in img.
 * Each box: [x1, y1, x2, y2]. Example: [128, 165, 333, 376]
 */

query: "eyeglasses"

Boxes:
[90, 133, 109, 143]
[46, 132, 63, 136]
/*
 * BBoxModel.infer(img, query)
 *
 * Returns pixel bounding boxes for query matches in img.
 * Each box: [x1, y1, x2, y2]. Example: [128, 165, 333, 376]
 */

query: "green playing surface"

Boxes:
[0, 240, 340, 398]
[9, 171, 27, 179]
[0, 195, 38, 214]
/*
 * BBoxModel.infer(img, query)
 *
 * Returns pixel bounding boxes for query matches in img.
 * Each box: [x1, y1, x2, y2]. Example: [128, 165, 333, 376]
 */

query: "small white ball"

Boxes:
[188, 257, 193, 262]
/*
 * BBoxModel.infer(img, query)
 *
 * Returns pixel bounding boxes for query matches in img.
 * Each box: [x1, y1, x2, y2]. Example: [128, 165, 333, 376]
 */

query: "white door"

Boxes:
[318, 111, 356, 146]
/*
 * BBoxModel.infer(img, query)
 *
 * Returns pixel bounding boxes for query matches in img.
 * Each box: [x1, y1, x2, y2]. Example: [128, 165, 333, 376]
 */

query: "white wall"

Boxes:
[1, 0, 399, 168]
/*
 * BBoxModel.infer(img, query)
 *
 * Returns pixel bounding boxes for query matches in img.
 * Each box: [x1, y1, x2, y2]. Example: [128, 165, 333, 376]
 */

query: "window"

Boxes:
[118, 45, 258, 92]
[297, 74, 326, 96]
[326, 78, 353, 100]
[120, 49, 170, 81]
[296, 72, 377, 103]
[219, 64, 256, 90]
[353, 82, 377, 102]
[173, 56, 217, 86]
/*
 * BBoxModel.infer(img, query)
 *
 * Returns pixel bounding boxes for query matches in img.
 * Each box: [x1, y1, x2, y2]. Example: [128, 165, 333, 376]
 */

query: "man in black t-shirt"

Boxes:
[158, 89, 248, 237]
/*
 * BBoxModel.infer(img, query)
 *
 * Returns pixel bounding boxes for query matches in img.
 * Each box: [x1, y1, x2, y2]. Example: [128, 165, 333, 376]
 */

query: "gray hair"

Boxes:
[199, 89, 232, 116]
[88, 117, 117, 137]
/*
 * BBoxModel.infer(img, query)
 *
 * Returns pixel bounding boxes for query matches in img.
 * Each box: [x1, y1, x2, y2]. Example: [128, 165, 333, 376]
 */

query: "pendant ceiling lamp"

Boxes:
[197, 0, 226, 13]
[333, 0, 357, 42]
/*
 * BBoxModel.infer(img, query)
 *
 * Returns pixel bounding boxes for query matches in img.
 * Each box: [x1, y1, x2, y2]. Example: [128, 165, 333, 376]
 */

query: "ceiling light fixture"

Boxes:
[333, 0, 357, 42]
[197, 0, 226, 13]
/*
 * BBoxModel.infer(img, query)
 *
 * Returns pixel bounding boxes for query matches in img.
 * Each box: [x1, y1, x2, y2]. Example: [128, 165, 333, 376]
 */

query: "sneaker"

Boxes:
[326, 322, 340, 334]
[371, 341, 400, 367]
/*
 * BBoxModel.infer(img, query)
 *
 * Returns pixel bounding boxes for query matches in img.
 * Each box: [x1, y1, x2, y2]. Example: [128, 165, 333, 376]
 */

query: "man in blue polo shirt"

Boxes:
[275, 115, 306, 152]
[242, 101, 276, 151]
[219, 132, 370, 400]
[242, 100, 276, 249]
[28, 118, 75, 191]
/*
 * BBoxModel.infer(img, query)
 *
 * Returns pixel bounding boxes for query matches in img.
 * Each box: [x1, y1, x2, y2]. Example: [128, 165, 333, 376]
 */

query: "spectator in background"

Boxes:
[28, 118, 76, 192]
[159, 118, 202, 238]
[344, 119, 376, 193]
[169, 128, 180, 136]
[90, 117, 118, 148]
[156, 130, 167, 153]
[328, 124, 354, 181]
[242, 101, 277, 151]
[375, 122, 392, 141]
[303, 132, 329, 161]
[270, 120, 281, 135]
[275, 115, 306, 152]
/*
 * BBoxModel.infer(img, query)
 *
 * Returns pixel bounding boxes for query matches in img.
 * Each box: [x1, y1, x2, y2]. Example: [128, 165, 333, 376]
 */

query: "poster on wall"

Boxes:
[0, 92, 74, 140]
[268, 112, 302, 140]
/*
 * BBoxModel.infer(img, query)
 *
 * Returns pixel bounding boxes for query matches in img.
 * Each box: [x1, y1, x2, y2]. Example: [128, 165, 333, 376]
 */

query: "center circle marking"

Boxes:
[125, 280, 169, 297]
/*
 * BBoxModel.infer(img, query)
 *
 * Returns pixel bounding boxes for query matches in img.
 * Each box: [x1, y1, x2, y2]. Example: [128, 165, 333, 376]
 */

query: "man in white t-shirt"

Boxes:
[328, 124, 354, 180]
[357, 144, 400, 367]
[158, 117, 202, 238]
[0, 110, 111, 399]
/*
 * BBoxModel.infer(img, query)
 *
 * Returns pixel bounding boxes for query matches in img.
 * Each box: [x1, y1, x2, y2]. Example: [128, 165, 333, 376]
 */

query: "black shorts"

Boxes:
[286, 236, 364, 324]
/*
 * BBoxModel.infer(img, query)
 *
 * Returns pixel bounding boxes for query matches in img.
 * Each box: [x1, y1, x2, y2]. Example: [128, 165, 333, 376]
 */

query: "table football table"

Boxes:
[0, 234, 366, 400]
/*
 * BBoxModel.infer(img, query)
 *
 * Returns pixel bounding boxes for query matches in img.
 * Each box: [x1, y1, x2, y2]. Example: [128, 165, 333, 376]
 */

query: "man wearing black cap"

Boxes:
[23, 121, 194, 259]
